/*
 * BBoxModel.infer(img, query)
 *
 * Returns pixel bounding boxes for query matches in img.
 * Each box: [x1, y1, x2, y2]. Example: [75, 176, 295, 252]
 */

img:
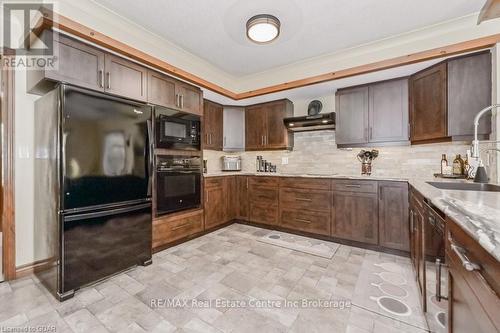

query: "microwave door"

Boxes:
[159, 116, 190, 144]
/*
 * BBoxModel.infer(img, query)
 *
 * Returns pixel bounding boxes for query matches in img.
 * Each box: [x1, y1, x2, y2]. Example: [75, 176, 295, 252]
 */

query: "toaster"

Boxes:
[221, 155, 241, 171]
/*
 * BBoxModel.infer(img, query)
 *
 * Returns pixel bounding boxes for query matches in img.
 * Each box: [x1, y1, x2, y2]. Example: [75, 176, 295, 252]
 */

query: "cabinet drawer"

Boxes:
[204, 177, 225, 188]
[279, 177, 331, 190]
[249, 185, 279, 202]
[332, 179, 378, 193]
[248, 176, 280, 187]
[280, 188, 332, 212]
[153, 210, 204, 248]
[280, 209, 330, 235]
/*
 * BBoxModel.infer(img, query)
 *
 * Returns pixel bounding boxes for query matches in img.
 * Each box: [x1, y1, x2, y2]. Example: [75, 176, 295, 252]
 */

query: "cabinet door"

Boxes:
[104, 54, 147, 101]
[204, 185, 226, 229]
[237, 176, 249, 220]
[448, 52, 492, 139]
[378, 181, 409, 251]
[203, 100, 223, 150]
[51, 34, 105, 91]
[332, 191, 378, 244]
[265, 101, 291, 149]
[369, 79, 409, 143]
[245, 105, 267, 150]
[335, 87, 369, 146]
[226, 176, 238, 221]
[223, 107, 245, 151]
[410, 63, 447, 142]
[177, 83, 202, 115]
[147, 71, 177, 109]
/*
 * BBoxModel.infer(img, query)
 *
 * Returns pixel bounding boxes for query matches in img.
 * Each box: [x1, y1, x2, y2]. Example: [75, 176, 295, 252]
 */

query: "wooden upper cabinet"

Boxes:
[203, 100, 223, 151]
[28, 32, 105, 94]
[245, 99, 293, 151]
[447, 52, 492, 140]
[378, 181, 409, 251]
[177, 83, 202, 116]
[104, 53, 148, 102]
[409, 62, 448, 143]
[245, 104, 267, 150]
[335, 86, 369, 146]
[369, 79, 409, 143]
[147, 70, 177, 109]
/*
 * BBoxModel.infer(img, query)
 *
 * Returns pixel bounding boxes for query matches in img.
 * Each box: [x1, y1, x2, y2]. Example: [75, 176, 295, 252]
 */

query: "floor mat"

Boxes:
[352, 257, 428, 331]
[258, 231, 339, 258]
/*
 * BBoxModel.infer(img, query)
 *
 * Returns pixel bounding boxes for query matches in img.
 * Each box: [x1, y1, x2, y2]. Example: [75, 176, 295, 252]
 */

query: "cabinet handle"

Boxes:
[98, 70, 104, 88]
[369, 127, 373, 140]
[224, 136, 227, 147]
[206, 191, 209, 204]
[246, 178, 249, 189]
[345, 184, 361, 188]
[379, 186, 383, 200]
[450, 241, 480, 272]
[175, 94, 179, 108]
[180, 95, 184, 109]
[265, 135, 267, 145]
[209, 133, 212, 145]
[106, 72, 111, 89]
[261, 136, 264, 145]
[435, 258, 448, 301]
[295, 197, 312, 202]
[295, 218, 311, 224]
[172, 221, 193, 231]
[410, 209, 414, 231]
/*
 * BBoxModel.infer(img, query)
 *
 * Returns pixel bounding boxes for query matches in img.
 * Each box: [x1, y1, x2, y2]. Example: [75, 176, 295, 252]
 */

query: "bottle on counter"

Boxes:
[440, 154, 448, 175]
[464, 151, 471, 178]
[452, 154, 464, 175]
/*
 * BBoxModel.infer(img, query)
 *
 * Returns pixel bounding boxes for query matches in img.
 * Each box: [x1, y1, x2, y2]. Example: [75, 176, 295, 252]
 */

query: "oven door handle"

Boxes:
[146, 119, 154, 197]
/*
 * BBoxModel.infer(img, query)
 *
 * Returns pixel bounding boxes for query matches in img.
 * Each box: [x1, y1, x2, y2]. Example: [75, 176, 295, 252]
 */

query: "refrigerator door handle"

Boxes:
[146, 119, 154, 197]
[64, 202, 151, 222]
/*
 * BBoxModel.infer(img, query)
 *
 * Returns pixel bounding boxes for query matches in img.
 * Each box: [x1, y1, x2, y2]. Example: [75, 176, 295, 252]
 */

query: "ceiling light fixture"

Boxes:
[246, 14, 280, 44]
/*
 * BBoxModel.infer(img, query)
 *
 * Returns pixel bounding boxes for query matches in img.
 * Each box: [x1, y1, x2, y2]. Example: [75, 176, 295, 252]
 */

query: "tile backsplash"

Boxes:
[204, 131, 498, 181]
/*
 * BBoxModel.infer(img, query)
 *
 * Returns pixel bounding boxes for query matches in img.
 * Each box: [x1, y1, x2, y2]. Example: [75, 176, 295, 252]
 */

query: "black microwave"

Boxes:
[155, 107, 200, 150]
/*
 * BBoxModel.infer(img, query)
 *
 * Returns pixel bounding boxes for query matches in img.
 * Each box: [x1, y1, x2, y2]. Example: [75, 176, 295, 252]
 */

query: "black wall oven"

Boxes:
[155, 106, 200, 150]
[156, 155, 201, 216]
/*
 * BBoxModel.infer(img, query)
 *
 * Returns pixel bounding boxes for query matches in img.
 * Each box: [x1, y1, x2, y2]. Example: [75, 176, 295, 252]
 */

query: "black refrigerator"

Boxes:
[34, 85, 153, 301]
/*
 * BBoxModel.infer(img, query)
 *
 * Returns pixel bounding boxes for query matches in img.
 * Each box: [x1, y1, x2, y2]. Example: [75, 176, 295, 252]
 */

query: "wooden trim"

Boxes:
[1, 49, 16, 281]
[478, 0, 500, 24]
[33, 9, 500, 100]
[15, 258, 54, 279]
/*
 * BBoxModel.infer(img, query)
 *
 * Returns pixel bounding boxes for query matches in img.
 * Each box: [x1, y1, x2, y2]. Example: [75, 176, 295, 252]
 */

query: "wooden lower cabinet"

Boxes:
[409, 186, 426, 308]
[248, 177, 279, 225]
[447, 217, 500, 333]
[226, 176, 238, 220]
[332, 190, 379, 244]
[152, 209, 204, 249]
[237, 176, 249, 220]
[378, 181, 409, 251]
[204, 178, 227, 229]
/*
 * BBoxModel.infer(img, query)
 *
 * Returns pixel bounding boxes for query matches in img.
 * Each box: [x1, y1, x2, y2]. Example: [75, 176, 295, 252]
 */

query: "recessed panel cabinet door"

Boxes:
[410, 63, 447, 142]
[237, 176, 249, 220]
[265, 101, 289, 149]
[148, 71, 177, 109]
[204, 186, 225, 229]
[335, 87, 369, 146]
[332, 191, 378, 244]
[378, 181, 409, 251]
[51, 34, 105, 91]
[369, 79, 409, 143]
[203, 100, 223, 150]
[245, 105, 267, 150]
[104, 54, 148, 102]
[177, 83, 202, 116]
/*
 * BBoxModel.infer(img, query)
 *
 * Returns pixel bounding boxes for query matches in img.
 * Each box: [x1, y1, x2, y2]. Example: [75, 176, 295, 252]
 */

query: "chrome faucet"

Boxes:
[471, 104, 500, 159]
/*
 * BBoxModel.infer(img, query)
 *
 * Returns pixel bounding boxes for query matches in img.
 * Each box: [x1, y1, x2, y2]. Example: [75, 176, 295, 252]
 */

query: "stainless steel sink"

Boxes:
[427, 182, 500, 192]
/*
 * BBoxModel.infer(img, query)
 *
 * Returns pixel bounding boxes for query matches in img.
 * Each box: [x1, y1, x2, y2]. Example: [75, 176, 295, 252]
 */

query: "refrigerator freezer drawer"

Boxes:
[62, 202, 152, 294]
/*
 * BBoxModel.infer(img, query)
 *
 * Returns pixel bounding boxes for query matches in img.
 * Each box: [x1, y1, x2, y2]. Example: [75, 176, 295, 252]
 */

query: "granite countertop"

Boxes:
[409, 179, 500, 262]
[203, 171, 500, 262]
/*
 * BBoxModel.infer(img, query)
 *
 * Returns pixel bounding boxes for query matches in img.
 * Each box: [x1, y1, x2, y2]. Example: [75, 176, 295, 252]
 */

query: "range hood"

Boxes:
[283, 112, 336, 132]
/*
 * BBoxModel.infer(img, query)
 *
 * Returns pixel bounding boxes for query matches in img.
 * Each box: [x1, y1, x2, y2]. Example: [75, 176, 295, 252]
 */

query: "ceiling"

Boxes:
[93, 0, 485, 77]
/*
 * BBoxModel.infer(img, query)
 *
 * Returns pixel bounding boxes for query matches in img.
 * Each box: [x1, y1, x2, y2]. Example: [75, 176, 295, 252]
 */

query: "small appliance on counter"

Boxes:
[221, 155, 242, 171]
[357, 150, 378, 175]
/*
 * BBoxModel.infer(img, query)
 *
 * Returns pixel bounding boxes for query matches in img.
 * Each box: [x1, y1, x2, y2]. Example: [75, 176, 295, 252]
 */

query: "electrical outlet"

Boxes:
[281, 157, 288, 165]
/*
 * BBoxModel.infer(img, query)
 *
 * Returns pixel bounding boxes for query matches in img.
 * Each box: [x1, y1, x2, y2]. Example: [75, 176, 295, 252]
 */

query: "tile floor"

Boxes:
[0, 224, 431, 333]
